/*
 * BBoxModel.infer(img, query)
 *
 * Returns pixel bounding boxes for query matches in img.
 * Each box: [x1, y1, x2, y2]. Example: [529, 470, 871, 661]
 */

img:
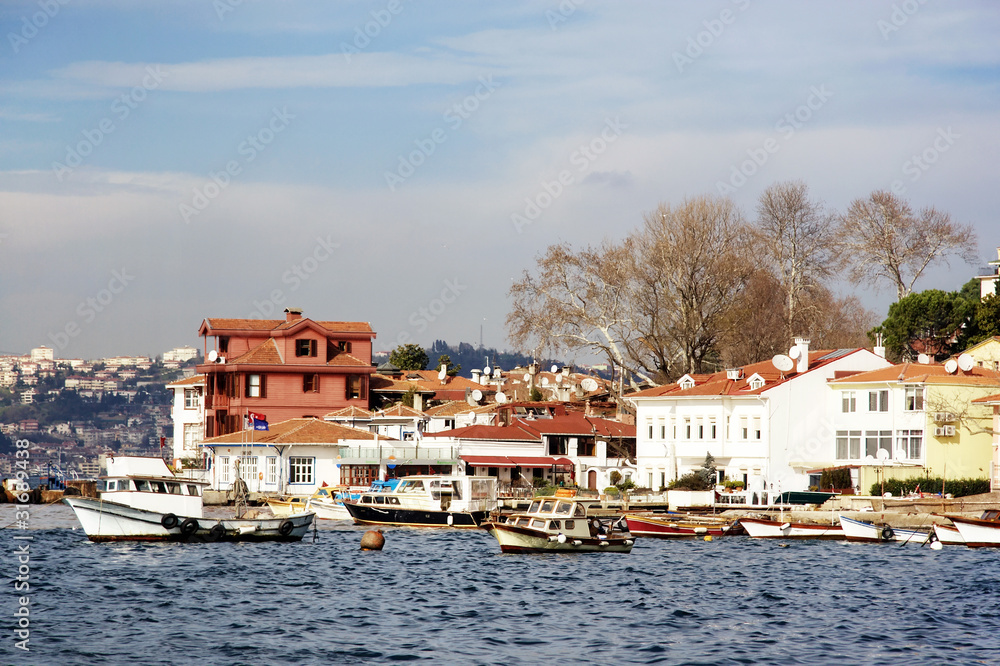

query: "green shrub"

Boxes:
[667, 472, 712, 491]
[603, 486, 620, 496]
[818, 467, 852, 490]
[870, 477, 990, 498]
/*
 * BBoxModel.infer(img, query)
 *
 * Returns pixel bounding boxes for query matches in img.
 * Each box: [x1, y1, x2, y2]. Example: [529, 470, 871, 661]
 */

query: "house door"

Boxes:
[587, 470, 597, 490]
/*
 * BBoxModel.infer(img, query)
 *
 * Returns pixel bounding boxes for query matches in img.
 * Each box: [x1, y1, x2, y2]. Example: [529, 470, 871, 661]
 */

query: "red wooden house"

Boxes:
[196, 308, 376, 437]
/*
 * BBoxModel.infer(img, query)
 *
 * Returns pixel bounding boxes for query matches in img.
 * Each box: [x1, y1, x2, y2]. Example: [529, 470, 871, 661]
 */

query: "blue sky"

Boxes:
[1, 0, 998, 360]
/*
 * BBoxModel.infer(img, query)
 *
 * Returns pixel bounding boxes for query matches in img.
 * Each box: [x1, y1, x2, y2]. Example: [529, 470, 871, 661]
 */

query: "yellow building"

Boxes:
[828, 359, 1000, 493]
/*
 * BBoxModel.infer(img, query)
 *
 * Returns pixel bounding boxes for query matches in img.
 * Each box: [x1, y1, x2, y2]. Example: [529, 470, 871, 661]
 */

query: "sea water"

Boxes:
[2, 504, 999, 665]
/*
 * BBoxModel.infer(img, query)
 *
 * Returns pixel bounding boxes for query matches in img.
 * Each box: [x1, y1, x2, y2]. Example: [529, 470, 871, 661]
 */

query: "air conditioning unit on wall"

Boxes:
[933, 412, 956, 423]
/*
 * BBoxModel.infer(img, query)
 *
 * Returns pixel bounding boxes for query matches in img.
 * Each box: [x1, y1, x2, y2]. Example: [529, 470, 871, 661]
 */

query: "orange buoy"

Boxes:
[360, 529, 385, 550]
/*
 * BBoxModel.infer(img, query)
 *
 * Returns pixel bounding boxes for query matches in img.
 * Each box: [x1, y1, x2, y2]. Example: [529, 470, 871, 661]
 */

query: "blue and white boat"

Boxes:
[838, 514, 929, 544]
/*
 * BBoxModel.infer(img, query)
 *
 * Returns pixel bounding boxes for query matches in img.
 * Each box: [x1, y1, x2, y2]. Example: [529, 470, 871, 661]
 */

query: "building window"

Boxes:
[754, 418, 761, 440]
[303, 373, 320, 393]
[865, 430, 892, 458]
[710, 421, 717, 439]
[219, 456, 230, 484]
[904, 386, 924, 411]
[338, 341, 352, 353]
[296, 339, 317, 357]
[239, 455, 258, 483]
[868, 390, 888, 412]
[346, 375, 363, 400]
[836, 430, 862, 459]
[660, 424, 666, 439]
[288, 457, 314, 484]
[698, 424, 704, 439]
[898, 430, 923, 459]
[266, 457, 277, 485]
[184, 388, 200, 409]
[647, 422, 653, 439]
[182, 424, 200, 452]
[246, 374, 266, 398]
[842, 391, 856, 413]
[685, 419, 691, 439]
[218, 336, 229, 353]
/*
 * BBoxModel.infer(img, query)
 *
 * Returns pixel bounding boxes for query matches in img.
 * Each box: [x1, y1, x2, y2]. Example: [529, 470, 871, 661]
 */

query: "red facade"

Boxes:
[196, 308, 376, 437]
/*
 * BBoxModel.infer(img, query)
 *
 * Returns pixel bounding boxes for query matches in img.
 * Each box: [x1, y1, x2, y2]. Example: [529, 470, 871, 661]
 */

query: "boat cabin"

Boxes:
[357, 475, 497, 513]
[99, 456, 207, 518]
[501, 497, 618, 541]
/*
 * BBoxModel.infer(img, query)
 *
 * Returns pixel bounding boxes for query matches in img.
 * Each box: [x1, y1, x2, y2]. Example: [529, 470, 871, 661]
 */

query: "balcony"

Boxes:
[338, 444, 459, 464]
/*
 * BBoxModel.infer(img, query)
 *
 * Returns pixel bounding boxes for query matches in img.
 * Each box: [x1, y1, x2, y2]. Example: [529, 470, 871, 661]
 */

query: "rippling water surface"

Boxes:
[4, 504, 1000, 665]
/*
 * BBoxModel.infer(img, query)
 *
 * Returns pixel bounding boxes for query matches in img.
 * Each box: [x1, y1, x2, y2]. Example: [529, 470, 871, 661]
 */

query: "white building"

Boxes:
[163, 346, 199, 363]
[165, 374, 206, 465]
[30, 346, 54, 362]
[629, 339, 892, 504]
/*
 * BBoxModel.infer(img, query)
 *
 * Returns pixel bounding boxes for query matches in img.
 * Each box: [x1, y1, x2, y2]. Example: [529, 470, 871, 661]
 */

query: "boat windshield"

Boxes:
[555, 502, 573, 515]
[398, 480, 426, 493]
[539, 500, 555, 514]
[528, 500, 542, 513]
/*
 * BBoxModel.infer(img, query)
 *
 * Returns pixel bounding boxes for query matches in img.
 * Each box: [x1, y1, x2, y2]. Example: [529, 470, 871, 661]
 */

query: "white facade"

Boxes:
[166, 375, 206, 464]
[30, 346, 54, 362]
[163, 346, 199, 363]
[632, 348, 892, 504]
[207, 440, 372, 495]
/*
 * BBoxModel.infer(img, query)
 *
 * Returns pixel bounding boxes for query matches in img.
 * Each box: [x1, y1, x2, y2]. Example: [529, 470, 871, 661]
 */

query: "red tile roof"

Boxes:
[375, 404, 426, 418]
[829, 362, 1000, 386]
[227, 339, 283, 364]
[423, 422, 542, 442]
[325, 405, 373, 419]
[202, 418, 385, 444]
[165, 374, 205, 387]
[202, 318, 373, 334]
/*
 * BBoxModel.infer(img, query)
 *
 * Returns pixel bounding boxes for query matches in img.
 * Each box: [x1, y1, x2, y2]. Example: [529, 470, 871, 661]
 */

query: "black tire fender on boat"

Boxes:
[881, 526, 894, 541]
[180, 518, 199, 536]
[161, 513, 179, 530]
[279, 519, 295, 536]
[207, 524, 225, 541]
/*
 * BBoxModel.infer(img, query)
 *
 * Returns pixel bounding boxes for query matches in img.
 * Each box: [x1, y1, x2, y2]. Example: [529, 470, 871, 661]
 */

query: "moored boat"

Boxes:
[739, 516, 844, 539]
[342, 475, 497, 528]
[266, 494, 309, 517]
[932, 522, 965, 545]
[625, 513, 733, 538]
[481, 496, 634, 553]
[63, 456, 314, 542]
[945, 510, 1000, 548]
[838, 514, 928, 543]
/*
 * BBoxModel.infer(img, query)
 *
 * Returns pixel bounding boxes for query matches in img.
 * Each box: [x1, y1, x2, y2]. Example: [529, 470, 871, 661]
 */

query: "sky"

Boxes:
[1, 0, 998, 361]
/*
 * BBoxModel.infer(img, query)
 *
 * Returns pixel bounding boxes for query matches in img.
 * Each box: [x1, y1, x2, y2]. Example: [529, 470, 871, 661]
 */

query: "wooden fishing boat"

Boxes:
[944, 510, 1000, 548]
[838, 514, 928, 543]
[481, 496, 633, 553]
[624, 513, 733, 538]
[739, 516, 845, 539]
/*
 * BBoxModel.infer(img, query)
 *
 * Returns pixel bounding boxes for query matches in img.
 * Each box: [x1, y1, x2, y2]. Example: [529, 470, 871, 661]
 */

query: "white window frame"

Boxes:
[184, 388, 199, 409]
[842, 391, 856, 413]
[266, 456, 277, 485]
[288, 456, 314, 485]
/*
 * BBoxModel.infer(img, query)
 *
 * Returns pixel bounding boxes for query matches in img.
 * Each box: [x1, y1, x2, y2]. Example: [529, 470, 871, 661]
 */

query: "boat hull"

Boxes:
[307, 497, 351, 520]
[343, 501, 486, 528]
[625, 514, 730, 538]
[932, 523, 964, 544]
[64, 497, 314, 542]
[838, 515, 928, 543]
[481, 522, 633, 553]
[948, 516, 1000, 548]
[739, 517, 845, 539]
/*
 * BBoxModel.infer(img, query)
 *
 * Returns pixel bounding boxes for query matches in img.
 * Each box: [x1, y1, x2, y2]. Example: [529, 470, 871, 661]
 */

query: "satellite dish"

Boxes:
[550, 364, 559, 373]
[207, 350, 218, 363]
[484, 366, 491, 376]
[958, 354, 975, 372]
[944, 359, 959, 374]
[788, 346, 801, 360]
[523, 374, 530, 382]
[864, 455, 876, 465]
[917, 353, 930, 365]
[496, 391, 508, 404]
[581, 378, 599, 392]
[876, 448, 890, 462]
[471, 389, 483, 402]
[541, 377, 549, 386]
[772, 354, 794, 372]
[493, 368, 502, 379]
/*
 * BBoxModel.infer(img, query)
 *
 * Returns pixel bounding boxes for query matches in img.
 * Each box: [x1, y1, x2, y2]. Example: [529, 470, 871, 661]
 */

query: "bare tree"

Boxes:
[755, 181, 841, 340]
[716, 269, 788, 368]
[507, 240, 658, 386]
[840, 191, 978, 300]
[636, 196, 757, 376]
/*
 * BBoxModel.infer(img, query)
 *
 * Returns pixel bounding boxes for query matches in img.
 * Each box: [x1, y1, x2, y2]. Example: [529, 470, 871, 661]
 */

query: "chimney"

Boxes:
[873, 332, 886, 359]
[413, 392, 423, 413]
[284, 307, 303, 322]
[794, 337, 810, 373]
[471, 369, 481, 384]
[439, 363, 448, 385]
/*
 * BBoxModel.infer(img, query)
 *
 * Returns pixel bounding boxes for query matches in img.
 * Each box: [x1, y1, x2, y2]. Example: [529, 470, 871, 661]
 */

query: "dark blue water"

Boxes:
[4, 505, 1000, 665]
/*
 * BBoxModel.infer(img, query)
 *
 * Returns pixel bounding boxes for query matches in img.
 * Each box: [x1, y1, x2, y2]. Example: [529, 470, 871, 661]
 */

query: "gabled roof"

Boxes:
[325, 405, 373, 419]
[374, 404, 427, 418]
[165, 374, 205, 388]
[629, 349, 877, 399]
[325, 352, 370, 367]
[202, 418, 387, 444]
[525, 414, 635, 438]
[200, 318, 374, 335]
[423, 422, 542, 442]
[829, 362, 1000, 387]
[972, 393, 1000, 405]
[227, 338, 284, 364]
[425, 401, 497, 417]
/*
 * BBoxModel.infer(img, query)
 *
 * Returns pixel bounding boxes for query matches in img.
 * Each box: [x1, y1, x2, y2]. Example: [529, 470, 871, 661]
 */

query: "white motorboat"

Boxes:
[944, 510, 1000, 548]
[342, 475, 497, 528]
[63, 456, 314, 542]
[932, 522, 965, 545]
[481, 494, 634, 553]
[838, 514, 929, 544]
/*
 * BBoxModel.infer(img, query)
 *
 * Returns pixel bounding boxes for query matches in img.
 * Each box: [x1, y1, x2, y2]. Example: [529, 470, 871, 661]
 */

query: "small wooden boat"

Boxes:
[624, 513, 733, 538]
[838, 514, 928, 543]
[481, 496, 633, 553]
[932, 522, 965, 545]
[265, 494, 309, 517]
[739, 516, 844, 539]
[944, 510, 1000, 548]
[342, 475, 497, 528]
